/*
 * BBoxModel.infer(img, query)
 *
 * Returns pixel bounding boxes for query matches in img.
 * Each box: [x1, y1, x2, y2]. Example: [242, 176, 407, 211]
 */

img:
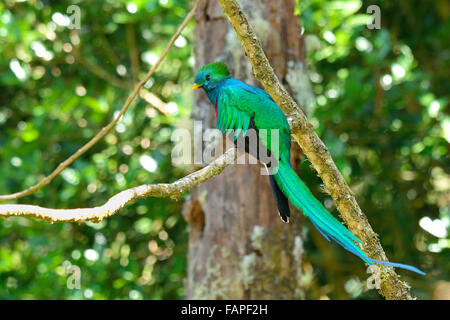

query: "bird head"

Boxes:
[193, 61, 230, 91]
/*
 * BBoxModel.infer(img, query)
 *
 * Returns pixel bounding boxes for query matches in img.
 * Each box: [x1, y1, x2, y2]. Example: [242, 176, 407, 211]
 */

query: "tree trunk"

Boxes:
[184, 0, 310, 299]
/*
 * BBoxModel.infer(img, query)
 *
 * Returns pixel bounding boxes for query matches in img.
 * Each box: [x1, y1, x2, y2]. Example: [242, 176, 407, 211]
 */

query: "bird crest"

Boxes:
[198, 61, 230, 77]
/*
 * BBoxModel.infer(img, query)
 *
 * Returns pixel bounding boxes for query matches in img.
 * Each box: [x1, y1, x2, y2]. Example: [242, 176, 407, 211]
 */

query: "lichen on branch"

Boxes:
[0, 148, 237, 223]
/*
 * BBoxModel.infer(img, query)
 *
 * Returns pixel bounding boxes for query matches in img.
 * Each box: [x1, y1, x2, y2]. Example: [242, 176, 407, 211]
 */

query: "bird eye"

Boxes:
[206, 74, 211, 81]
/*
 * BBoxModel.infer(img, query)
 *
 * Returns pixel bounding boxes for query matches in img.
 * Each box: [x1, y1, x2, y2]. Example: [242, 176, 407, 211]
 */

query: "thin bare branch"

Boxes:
[0, 0, 201, 202]
[139, 89, 171, 115]
[217, 0, 415, 300]
[0, 148, 237, 223]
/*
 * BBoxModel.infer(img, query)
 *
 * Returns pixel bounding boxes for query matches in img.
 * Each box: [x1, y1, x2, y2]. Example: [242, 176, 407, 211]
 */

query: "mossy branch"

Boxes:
[0, 148, 237, 223]
[217, 0, 414, 300]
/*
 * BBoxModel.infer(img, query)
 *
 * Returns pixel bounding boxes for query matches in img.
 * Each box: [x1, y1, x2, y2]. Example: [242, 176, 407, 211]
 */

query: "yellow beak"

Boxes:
[192, 83, 202, 90]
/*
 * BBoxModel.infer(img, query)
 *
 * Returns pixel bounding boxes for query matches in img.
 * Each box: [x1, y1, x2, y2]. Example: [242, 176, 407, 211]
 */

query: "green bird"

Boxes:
[193, 61, 424, 275]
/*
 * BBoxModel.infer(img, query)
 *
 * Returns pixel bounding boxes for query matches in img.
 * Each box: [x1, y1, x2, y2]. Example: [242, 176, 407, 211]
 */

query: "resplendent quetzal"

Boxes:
[193, 61, 424, 275]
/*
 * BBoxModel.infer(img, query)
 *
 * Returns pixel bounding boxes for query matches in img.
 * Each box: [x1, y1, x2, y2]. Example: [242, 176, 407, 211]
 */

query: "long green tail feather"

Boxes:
[273, 161, 426, 275]
[273, 161, 372, 264]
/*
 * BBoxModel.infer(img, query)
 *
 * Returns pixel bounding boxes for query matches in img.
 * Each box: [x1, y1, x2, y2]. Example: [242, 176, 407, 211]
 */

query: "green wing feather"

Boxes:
[217, 87, 253, 141]
[234, 113, 243, 141]
[242, 115, 250, 137]
[217, 103, 226, 131]
[217, 85, 291, 162]
[225, 108, 238, 137]
[223, 108, 233, 132]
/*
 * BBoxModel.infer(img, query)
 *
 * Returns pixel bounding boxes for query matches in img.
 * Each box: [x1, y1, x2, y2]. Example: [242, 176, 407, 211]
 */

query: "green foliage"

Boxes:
[296, 0, 449, 299]
[0, 0, 194, 299]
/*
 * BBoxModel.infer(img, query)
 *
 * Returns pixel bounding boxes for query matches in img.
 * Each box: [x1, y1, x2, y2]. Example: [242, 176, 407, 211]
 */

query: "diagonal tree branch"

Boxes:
[0, 148, 237, 223]
[217, 0, 415, 300]
[0, 0, 201, 202]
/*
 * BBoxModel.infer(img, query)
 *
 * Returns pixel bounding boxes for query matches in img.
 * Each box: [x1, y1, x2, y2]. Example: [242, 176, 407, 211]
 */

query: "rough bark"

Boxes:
[184, 0, 308, 299]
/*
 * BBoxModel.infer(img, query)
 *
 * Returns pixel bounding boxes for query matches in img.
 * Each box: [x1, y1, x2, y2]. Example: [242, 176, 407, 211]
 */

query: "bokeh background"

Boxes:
[0, 0, 448, 299]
